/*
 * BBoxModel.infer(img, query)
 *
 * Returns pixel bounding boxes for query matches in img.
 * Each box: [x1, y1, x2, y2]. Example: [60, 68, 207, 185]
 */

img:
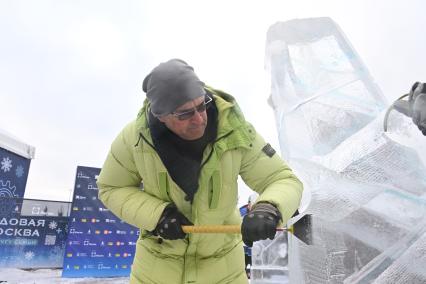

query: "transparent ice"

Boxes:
[251, 232, 289, 284]
[255, 17, 426, 284]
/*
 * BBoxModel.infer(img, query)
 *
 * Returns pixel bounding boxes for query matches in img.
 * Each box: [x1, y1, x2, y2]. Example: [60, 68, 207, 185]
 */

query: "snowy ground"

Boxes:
[0, 268, 266, 283]
[0, 268, 129, 284]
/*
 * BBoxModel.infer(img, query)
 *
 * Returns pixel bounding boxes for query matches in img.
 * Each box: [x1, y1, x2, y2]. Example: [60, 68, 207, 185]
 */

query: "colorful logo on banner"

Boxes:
[0, 148, 31, 198]
[62, 166, 139, 278]
[0, 197, 69, 268]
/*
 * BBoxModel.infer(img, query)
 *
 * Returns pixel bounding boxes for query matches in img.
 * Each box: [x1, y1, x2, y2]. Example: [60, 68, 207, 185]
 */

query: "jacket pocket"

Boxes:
[158, 172, 171, 201]
[208, 170, 221, 209]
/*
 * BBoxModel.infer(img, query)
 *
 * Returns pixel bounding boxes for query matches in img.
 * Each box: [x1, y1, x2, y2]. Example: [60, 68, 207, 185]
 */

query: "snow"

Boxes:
[0, 268, 129, 284]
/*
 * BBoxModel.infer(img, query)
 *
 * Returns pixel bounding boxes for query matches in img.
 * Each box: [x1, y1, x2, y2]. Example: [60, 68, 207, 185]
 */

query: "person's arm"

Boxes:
[97, 122, 170, 231]
[394, 82, 426, 135]
[239, 126, 303, 225]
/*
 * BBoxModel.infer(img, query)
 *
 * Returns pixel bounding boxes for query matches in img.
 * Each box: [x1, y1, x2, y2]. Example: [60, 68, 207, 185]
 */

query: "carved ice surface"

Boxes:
[251, 232, 289, 283]
[265, 17, 387, 161]
[255, 17, 426, 284]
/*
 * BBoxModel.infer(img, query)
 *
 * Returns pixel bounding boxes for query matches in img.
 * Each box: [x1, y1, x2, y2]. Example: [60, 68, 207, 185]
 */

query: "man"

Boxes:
[97, 59, 303, 284]
[394, 82, 426, 135]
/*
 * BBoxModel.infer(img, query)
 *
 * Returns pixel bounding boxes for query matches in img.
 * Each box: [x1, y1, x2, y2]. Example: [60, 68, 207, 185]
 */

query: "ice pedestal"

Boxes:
[264, 17, 426, 283]
[250, 232, 289, 284]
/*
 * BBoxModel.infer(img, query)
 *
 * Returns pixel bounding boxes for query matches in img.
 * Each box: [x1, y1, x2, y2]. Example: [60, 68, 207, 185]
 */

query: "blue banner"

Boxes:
[0, 147, 31, 198]
[0, 197, 69, 268]
[62, 166, 139, 278]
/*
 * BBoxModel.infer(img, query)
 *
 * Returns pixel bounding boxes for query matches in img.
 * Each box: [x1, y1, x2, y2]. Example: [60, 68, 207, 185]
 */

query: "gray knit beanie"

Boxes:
[142, 59, 206, 117]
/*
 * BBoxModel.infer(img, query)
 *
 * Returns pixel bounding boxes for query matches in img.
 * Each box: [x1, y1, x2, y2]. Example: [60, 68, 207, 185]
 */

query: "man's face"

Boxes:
[158, 96, 208, 140]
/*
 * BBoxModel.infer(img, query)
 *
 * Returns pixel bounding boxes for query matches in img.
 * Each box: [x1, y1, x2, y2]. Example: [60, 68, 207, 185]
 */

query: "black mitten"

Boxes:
[154, 205, 192, 240]
[241, 202, 281, 247]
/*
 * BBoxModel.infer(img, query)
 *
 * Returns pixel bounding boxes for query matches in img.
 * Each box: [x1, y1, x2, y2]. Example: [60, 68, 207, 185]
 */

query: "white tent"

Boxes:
[0, 128, 35, 159]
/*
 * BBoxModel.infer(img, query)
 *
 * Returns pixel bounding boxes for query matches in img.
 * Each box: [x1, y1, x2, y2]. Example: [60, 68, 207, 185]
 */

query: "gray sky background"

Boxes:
[1, 0, 425, 204]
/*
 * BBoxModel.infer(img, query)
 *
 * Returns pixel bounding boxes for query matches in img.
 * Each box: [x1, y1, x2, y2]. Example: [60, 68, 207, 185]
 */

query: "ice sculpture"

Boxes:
[265, 17, 387, 161]
[255, 17, 426, 284]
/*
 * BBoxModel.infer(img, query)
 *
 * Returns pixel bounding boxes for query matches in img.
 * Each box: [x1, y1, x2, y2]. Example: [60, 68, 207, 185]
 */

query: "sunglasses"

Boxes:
[171, 95, 213, 121]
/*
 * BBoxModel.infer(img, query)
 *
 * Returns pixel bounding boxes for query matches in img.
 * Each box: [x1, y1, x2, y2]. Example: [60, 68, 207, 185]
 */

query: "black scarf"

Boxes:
[148, 100, 218, 202]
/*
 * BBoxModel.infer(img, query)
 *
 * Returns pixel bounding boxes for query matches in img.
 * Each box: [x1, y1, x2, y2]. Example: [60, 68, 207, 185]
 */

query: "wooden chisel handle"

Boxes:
[181, 225, 290, 234]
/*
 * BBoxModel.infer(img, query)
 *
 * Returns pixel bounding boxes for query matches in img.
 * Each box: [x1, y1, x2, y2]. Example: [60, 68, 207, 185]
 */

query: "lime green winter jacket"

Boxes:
[97, 87, 303, 284]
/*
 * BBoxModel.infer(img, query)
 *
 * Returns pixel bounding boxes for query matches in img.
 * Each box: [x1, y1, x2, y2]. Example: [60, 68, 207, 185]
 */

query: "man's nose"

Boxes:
[190, 110, 205, 123]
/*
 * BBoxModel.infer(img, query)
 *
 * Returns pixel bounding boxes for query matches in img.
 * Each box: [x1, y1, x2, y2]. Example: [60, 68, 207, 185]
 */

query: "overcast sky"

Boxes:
[1, 0, 425, 203]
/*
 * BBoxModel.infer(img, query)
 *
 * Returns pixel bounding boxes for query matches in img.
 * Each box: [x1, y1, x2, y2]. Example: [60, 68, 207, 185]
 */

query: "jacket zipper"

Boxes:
[135, 132, 156, 150]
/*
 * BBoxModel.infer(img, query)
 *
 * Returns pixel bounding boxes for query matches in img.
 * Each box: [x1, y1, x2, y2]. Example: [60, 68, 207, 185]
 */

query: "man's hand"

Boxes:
[241, 202, 281, 247]
[394, 82, 426, 135]
[154, 205, 192, 240]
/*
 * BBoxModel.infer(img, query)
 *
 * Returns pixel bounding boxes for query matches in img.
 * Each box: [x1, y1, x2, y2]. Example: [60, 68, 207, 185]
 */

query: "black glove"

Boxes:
[154, 205, 192, 240]
[394, 82, 426, 135]
[241, 202, 281, 247]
